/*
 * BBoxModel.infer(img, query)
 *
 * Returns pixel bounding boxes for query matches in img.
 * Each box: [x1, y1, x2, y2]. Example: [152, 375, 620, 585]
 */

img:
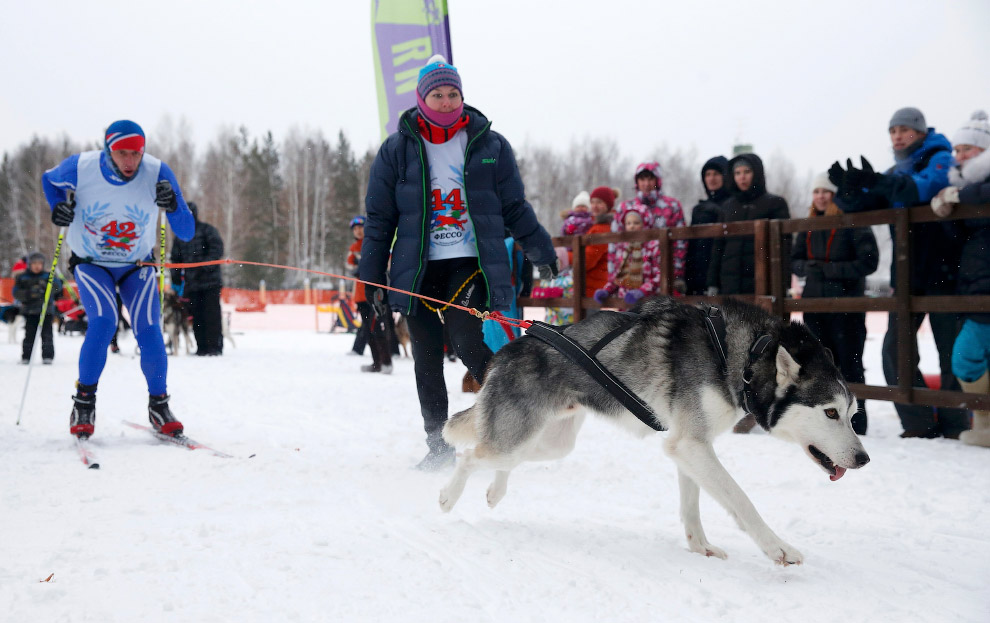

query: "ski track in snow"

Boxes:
[1, 311, 988, 622]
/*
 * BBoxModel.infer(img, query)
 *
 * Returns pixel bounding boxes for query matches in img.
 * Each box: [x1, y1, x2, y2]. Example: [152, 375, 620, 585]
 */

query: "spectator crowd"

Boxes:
[533, 107, 990, 446]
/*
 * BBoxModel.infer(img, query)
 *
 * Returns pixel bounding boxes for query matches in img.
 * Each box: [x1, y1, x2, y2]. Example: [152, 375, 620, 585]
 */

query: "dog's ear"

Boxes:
[823, 347, 835, 366]
[775, 345, 801, 387]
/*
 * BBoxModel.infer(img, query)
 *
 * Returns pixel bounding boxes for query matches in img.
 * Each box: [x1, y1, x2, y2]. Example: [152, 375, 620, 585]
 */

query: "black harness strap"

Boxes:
[588, 311, 640, 357]
[525, 319, 666, 432]
[702, 305, 729, 375]
[740, 335, 775, 418]
[699, 304, 774, 420]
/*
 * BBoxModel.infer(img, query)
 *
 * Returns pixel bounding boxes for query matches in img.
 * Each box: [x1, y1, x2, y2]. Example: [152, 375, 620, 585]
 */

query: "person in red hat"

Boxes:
[583, 186, 618, 297]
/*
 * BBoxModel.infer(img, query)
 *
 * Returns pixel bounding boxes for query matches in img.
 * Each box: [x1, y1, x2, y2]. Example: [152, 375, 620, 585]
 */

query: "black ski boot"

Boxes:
[149, 394, 184, 437]
[70, 382, 98, 439]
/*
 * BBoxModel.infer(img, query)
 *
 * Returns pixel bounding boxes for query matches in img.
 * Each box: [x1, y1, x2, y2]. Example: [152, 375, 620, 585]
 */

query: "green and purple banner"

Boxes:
[371, 0, 452, 140]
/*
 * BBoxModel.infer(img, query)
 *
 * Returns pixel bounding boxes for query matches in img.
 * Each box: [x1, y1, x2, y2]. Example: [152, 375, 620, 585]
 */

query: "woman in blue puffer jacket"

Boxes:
[359, 55, 556, 470]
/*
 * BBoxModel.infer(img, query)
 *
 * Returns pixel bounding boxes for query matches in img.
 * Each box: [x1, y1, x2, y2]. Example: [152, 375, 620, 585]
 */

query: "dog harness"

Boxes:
[702, 305, 774, 422]
[525, 315, 666, 432]
[525, 305, 775, 434]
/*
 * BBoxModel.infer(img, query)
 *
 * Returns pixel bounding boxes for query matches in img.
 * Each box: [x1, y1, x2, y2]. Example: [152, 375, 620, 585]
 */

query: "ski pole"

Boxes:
[16, 190, 72, 426]
[159, 208, 166, 328]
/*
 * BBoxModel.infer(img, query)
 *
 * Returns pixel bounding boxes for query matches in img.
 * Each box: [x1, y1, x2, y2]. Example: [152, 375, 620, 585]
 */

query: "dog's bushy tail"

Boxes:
[442, 407, 479, 448]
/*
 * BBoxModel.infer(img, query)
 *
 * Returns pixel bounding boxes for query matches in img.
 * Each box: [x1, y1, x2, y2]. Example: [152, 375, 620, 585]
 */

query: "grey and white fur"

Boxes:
[440, 296, 870, 565]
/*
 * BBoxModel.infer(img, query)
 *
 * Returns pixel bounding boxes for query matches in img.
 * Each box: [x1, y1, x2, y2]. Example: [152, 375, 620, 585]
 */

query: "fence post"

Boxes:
[658, 228, 672, 296]
[571, 235, 586, 322]
[753, 219, 769, 296]
[894, 210, 914, 404]
[259, 279, 267, 305]
[768, 219, 786, 320]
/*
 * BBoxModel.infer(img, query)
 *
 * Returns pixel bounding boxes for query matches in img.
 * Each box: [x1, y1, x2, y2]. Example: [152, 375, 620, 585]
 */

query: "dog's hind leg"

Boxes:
[486, 470, 509, 508]
[440, 443, 521, 512]
[484, 410, 585, 510]
[665, 434, 803, 565]
[677, 468, 727, 559]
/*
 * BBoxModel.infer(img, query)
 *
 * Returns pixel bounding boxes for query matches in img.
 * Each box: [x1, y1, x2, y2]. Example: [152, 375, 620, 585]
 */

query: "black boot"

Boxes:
[149, 394, 184, 437]
[70, 382, 98, 439]
[851, 399, 868, 436]
[416, 430, 454, 471]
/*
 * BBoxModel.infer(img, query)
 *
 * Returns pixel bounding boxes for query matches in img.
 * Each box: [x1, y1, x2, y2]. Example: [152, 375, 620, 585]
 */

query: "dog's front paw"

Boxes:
[765, 541, 803, 566]
[486, 482, 507, 509]
[687, 536, 728, 560]
[438, 488, 455, 513]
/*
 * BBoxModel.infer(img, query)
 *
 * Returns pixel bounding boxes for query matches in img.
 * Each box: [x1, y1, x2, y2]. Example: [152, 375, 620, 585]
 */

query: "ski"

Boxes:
[74, 437, 100, 469]
[122, 420, 234, 458]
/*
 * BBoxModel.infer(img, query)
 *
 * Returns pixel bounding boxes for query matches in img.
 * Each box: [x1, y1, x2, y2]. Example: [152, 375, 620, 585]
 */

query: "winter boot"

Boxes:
[851, 399, 868, 436]
[70, 382, 98, 438]
[462, 370, 481, 393]
[148, 394, 184, 437]
[415, 431, 455, 471]
[733, 413, 757, 434]
[958, 373, 990, 448]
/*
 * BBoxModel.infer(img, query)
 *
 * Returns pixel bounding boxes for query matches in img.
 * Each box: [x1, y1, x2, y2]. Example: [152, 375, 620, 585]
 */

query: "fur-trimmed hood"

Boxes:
[949, 147, 990, 187]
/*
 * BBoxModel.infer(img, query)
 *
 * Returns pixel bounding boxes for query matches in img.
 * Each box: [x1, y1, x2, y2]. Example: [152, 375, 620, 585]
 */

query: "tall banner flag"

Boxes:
[372, 0, 452, 140]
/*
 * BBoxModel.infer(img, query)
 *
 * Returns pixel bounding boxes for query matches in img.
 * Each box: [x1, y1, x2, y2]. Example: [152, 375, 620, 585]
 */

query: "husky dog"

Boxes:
[394, 314, 410, 358]
[439, 296, 870, 565]
[163, 291, 194, 355]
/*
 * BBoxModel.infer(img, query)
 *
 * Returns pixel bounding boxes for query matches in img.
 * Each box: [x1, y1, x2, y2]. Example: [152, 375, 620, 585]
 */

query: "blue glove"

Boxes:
[593, 289, 610, 304]
[623, 289, 645, 304]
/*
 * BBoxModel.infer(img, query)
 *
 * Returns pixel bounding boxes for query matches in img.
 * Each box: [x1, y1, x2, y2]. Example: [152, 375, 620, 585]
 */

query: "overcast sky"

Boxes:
[3, 0, 989, 190]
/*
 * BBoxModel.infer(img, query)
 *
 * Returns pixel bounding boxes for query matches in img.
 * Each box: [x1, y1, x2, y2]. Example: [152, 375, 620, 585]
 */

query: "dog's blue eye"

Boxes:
[825, 408, 839, 420]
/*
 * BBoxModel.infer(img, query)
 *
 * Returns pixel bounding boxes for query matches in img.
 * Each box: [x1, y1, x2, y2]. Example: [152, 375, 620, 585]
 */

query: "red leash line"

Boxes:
[143, 257, 533, 329]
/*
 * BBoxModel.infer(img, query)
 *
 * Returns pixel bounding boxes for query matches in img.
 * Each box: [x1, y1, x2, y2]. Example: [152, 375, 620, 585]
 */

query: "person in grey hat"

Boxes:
[827, 107, 965, 439]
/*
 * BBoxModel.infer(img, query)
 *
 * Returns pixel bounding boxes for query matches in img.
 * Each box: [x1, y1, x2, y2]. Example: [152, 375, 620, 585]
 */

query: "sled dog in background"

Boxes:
[394, 314, 410, 358]
[439, 296, 870, 565]
[163, 291, 194, 355]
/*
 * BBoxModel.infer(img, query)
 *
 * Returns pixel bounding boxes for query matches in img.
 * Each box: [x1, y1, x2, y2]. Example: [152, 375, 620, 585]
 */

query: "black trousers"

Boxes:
[805, 312, 868, 424]
[404, 258, 492, 444]
[22, 313, 54, 361]
[882, 311, 968, 436]
[357, 301, 393, 369]
[189, 286, 223, 355]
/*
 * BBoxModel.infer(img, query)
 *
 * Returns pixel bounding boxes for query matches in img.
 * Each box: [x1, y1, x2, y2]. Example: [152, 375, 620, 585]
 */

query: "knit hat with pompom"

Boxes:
[953, 110, 990, 150]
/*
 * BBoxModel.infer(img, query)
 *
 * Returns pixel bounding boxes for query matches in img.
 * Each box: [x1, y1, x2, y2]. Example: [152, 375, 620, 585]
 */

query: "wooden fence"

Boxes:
[518, 204, 990, 411]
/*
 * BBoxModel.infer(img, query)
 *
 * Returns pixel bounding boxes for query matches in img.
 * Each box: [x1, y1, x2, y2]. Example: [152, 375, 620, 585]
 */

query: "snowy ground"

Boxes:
[1, 307, 988, 622]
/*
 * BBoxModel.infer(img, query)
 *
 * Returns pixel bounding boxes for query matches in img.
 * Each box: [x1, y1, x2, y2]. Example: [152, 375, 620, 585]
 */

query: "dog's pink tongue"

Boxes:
[830, 466, 847, 481]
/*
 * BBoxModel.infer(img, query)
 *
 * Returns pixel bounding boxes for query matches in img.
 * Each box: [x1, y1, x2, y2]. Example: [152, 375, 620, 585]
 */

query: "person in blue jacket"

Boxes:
[42, 119, 195, 440]
[829, 107, 967, 438]
[359, 55, 557, 470]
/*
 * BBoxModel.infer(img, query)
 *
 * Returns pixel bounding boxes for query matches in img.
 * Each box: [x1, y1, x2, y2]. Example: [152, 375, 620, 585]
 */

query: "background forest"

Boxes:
[0, 118, 809, 288]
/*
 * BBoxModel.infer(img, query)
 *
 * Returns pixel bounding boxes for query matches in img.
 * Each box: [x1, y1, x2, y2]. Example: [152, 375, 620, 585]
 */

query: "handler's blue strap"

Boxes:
[524, 318, 666, 432]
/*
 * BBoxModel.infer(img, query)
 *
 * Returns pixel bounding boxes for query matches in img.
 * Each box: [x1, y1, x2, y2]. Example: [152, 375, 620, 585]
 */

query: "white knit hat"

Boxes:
[811, 172, 837, 194]
[571, 190, 591, 210]
[953, 110, 990, 150]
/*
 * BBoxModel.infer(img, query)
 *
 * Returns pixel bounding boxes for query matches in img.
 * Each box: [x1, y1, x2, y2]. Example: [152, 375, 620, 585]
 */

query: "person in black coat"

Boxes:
[359, 55, 556, 470]
[792, 173, 878, 435]
[686, 156, 729, 295]
[706, 153, 791, 296]
[13, 251, 62, 363]
[931, 110, 990, 447]
[170, 202, 225, 356]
